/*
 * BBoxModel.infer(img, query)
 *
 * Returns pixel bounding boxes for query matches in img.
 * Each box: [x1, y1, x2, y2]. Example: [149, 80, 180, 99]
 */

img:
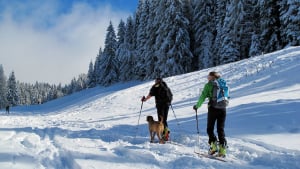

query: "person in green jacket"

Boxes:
[193, 71, 227, 157]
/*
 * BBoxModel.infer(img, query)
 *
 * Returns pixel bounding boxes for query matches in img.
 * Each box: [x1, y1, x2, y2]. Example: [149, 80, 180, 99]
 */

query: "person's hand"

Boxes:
[141, 96, 146, 102]
[193, 105, 198, 111]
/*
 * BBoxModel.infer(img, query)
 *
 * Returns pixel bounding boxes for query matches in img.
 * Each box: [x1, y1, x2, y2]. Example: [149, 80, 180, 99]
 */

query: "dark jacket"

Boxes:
[149, 82, 169, 105]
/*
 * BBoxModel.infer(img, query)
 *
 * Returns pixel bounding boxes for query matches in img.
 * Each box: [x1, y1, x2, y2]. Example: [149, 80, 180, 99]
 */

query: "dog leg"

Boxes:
[157, 132, 165, 144]
[150, 131, 154, 143]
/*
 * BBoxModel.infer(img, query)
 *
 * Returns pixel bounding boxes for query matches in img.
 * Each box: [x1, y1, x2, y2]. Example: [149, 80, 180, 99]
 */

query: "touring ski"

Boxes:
[194, 151, 227, 162]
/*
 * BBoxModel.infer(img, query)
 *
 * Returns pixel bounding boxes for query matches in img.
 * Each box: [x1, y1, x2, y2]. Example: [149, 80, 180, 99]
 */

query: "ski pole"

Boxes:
[170, 104, 180, 126]
[195, 109, 199, 134]
[135, 101, 144, 139]
[195, 109, 201, 153]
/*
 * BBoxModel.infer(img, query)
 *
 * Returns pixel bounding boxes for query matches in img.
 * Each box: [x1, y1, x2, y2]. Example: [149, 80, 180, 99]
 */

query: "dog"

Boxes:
[146, 115, 165, 144]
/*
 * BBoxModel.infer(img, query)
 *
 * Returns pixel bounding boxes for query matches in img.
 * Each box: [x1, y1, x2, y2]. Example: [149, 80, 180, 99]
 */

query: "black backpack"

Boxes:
[160, 81, 173, 104]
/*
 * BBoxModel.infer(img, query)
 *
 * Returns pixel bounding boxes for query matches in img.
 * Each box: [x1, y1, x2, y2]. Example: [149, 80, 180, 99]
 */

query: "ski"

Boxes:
[149, 140, 183, 146]
[165, 141, 184, 146]
[194, 151, 227, 162]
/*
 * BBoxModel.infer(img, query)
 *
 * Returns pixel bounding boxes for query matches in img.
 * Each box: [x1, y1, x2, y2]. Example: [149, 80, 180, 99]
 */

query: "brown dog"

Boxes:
[146, 115, 165, 144]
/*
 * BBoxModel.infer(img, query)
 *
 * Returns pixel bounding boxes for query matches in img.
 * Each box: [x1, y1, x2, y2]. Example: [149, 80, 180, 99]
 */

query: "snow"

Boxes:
[1, 46, 300, 169]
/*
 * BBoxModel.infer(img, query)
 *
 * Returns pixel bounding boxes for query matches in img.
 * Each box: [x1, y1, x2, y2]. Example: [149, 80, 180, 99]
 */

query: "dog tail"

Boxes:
[159, 115, 163, 124]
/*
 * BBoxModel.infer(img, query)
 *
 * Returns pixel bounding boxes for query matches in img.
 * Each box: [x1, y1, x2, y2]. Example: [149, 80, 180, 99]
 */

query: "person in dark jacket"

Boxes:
[5, 105, 10, 114]
[141, 78, 172, 141]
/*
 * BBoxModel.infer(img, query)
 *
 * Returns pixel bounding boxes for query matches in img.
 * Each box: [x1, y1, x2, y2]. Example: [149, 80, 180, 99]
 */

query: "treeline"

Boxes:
[86, 0, 300, 87]
[1, 0, 299, 107]
[0, 65, 86, 108]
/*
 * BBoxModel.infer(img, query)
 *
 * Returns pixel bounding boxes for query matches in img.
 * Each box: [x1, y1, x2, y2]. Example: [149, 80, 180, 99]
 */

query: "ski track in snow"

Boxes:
[0, 47, 300, 169]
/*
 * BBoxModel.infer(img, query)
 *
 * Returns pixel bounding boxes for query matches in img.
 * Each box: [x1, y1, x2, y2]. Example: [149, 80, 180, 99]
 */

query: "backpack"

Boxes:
[160, 81, 173, 104]
[210, 78, 229, 109]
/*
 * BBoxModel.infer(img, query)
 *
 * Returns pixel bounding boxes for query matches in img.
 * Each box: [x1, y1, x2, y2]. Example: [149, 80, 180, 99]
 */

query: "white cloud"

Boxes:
[0, 1, 132, 84]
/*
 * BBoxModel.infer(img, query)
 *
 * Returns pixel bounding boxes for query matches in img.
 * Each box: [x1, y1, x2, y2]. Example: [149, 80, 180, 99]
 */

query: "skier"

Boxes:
[141, 77, 172, 141]
[5, 105, 10, 114]
[193, 71, 228, 157]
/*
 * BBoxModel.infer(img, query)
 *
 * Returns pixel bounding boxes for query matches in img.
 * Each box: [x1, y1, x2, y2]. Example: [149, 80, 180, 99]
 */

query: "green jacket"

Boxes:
[195, 81, 213, 109]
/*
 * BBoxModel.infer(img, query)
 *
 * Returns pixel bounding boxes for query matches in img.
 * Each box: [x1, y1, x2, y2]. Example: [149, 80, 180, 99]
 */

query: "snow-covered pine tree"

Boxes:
[94, 48, 103, 84]
[117, 20, 126, 48]
[238, 0, 260, 60]
[142, 0, 163, 79]
[213, 0, 227, 66]
[193, 0, 216, 69]
[87, 61, 96, 88]
[259, 0, 282, 53]
[76, 74, 87, 91]
[219, 0, 240, 64]
[17, 83, 26, 105]
[134, 0, 154, 79]
[118, 16, 136, 81]
[0, 65, 8, 108]
[116, 19, 128, 81]
[98, 21, 119, 86]
[7, 71, 19, 106]
[155, 0, 193, 78]
[279, 0, 300, 47]
[30, 82, 39, 104]
[249, 33, 262, 57]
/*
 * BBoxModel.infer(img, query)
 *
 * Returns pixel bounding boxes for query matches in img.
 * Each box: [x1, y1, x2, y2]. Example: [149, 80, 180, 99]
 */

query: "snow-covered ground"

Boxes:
[1, 47, 300, 169]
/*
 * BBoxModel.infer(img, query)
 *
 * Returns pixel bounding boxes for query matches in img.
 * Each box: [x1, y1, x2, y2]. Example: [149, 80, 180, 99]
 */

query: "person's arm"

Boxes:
[142, 85, 155, 102]
[195, 83, 211, 109]
[142, 95, 152, 102]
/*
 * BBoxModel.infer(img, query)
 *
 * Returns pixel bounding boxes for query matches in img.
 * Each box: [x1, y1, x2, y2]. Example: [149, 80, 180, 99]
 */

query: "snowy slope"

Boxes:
[1, 47, 300, 169]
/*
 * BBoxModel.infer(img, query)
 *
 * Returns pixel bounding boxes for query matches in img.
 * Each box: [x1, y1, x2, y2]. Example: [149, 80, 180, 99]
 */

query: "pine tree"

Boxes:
[193, 0, 216, 69]
[143, 0, 192, 78]
[118, 16, 136, 81]
[87, 61, 95, 88]
[98, 21, 119, 86]
[94, 48, 103, 84]
[147, 0, 164, 79]
[117, 20, 126, 48]
[134, 0, 152, 79]
[76, 74, 87, 91]
[213, 0, 227, 65]
[279, 0, 300, 47]
[18, 82, 31, 105]
[238, 0, 260, 60]
[249, 32, 262, 57]
[219, 0, 240, 64]
[7, 71, 19, 106]
[0, 65, 8, 108]
[259, 0, 282, 53]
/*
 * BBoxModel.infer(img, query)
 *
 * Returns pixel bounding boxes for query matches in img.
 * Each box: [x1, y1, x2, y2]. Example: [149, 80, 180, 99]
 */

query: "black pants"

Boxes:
[156, 103, 169, 128]
[207, 106, 227, 146]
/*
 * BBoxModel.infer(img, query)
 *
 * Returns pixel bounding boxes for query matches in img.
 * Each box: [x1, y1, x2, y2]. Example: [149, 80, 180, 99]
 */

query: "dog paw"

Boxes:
[159, 140, 165, 144]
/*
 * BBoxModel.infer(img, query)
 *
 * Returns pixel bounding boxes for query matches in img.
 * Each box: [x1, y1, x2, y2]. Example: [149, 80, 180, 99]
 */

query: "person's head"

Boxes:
[155, 77, 162, 84]
[207, 71, 221, 81]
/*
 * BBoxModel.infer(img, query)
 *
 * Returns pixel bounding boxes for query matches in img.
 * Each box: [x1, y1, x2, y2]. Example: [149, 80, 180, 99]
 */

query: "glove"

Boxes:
[141, 96, 146, 102]
[193, 105, 198, 111]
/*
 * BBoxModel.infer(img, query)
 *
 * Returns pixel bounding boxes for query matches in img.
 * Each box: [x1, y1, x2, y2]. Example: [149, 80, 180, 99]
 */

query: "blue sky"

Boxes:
[0, 0, 138, 84]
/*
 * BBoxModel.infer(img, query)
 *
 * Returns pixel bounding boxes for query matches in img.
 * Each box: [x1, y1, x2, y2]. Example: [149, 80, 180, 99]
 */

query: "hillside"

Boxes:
[1, 47, 300, 169]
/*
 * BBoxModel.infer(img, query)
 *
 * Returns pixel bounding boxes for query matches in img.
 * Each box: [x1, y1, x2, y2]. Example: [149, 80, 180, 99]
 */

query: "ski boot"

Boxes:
[208, 141, 218, 155]
[162, 127, 170, 141]
[218, 144, 226, 157]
